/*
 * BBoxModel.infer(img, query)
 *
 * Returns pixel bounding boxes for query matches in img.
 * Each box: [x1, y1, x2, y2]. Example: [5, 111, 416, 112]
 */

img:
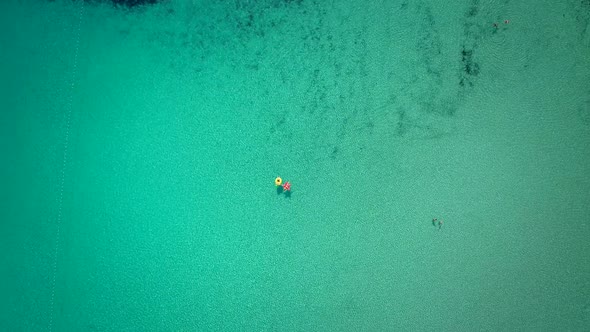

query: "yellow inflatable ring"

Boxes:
[275, 177, 282, 186]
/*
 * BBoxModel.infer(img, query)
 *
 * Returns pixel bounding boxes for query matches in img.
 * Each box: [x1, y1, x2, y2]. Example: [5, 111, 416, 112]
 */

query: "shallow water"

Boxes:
[1, 0, 589, 330]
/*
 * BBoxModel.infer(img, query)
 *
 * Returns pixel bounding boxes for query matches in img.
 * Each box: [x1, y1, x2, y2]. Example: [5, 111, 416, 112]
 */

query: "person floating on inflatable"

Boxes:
[282, 181, 291, 192]
[275, 177, 291, 196]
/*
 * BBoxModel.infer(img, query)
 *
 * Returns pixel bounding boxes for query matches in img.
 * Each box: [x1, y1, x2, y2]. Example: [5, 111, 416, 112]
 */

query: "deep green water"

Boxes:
[1, 0, 590, 330]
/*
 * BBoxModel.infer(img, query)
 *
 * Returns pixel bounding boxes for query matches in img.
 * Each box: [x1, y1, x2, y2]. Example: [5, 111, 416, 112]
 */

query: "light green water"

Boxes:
[1, 0, 589, 330]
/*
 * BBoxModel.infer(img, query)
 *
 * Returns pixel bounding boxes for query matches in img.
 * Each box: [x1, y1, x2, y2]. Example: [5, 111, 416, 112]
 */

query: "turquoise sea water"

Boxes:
[1, 0, 589, 330]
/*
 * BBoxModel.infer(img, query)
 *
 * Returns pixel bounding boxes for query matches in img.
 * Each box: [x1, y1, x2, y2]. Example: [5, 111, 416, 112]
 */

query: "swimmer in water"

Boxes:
[432, 218, 438, 226]
[438, 219, 444, 231]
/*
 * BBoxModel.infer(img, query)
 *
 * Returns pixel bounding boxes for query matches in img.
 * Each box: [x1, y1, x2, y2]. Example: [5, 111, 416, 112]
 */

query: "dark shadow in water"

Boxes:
[83, 0, 160, 8]
[276, 186, 292, 198]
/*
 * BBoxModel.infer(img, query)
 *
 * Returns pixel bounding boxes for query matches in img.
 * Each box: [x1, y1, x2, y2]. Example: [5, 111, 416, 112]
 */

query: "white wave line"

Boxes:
[48, 2, 85, 331]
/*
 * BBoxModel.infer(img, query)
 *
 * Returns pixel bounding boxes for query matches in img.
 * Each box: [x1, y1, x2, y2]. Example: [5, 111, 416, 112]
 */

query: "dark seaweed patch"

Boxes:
[111, 0, 158, 7]
[465, 61, 479, 76]
[395, 109, 407, 137]
[459, 44, 479, 88]
[458, 0, 488, 89]
[461, 48, 479, 76]
[466, 6, 478, 18]
[330, 146, 339, 160]
[84, 0, 160, 8]
[411, 4, 449, 118]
